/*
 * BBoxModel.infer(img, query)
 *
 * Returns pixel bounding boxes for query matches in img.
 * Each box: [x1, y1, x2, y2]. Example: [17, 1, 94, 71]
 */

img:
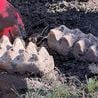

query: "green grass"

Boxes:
[18, 77, 98, 98]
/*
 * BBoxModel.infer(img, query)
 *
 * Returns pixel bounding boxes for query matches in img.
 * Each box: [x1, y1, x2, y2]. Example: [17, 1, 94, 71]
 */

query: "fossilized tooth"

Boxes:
[38, 47, 54, 74]
[73, 38, 91, 59]
[88, 63, 98, 74]
[0, 36, 54, 74]
[85, 45, 98, 62]
[48, 29, 64, 50]
[48, 27, 86, 56]
[5, 41, 54, 74]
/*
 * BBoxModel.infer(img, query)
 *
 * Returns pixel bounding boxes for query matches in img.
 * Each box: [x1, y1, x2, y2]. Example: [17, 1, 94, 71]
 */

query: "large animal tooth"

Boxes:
[85, 45, 98, 62]
[0, 35, 54, 74]
[73, 38, 91, 59]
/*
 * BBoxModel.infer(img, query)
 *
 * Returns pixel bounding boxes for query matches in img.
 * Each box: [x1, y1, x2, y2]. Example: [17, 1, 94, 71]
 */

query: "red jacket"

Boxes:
[0, 0, 26, 39]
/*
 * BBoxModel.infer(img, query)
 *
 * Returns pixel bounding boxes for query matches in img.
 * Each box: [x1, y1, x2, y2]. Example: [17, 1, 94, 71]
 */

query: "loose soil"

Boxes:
[2, 0, 98, 98]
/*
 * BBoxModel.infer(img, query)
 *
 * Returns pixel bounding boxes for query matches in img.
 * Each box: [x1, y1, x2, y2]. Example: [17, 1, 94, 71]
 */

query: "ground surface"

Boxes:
[1, 0, 98, 98]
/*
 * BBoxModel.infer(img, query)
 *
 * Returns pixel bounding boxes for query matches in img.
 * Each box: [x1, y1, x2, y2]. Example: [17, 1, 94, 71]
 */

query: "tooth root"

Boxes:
[13, 37, 25, 52]
[85, 45, 98, 62]
[0, 35, 54, 74]
[26, 42, 37, 55]
[73, 38, 90, 58]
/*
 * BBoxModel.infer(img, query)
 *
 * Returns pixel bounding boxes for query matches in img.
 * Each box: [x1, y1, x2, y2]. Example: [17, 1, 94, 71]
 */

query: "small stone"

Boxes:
[89, 63, 98, 74]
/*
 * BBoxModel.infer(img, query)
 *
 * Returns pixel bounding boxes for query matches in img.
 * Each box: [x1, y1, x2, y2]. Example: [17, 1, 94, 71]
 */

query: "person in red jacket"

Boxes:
[0, 0, 26, 41]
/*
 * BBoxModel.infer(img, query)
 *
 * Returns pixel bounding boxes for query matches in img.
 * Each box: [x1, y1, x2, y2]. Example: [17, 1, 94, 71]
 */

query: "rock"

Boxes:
[89, 63, 98, 74]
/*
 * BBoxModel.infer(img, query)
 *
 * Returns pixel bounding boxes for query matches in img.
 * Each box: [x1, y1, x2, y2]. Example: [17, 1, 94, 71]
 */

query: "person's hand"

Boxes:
[0, 0, 26, 40]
